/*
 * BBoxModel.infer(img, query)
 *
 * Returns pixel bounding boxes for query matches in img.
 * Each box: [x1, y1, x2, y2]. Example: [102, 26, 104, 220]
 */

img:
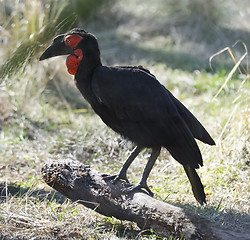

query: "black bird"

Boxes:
[40, 28, 215, 205]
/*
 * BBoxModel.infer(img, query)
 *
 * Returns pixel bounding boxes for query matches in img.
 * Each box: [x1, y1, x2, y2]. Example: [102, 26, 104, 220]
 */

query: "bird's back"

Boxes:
[89, 66, 214, 167]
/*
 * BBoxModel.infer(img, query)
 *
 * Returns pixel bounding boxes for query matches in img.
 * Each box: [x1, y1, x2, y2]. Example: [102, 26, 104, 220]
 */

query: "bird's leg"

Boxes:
[114, 145, 144, 182]
[125, 147, 161, 196]
[102, 145, 143, 183]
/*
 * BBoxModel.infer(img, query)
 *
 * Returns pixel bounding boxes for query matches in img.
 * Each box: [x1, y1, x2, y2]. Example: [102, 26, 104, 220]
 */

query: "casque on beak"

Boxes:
[39, 34, 73, 61]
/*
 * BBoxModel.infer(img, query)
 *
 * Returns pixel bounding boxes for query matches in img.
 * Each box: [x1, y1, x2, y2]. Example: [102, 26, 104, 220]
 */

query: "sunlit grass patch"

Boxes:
[0, 0, 249, 239]
[1, 42, 249, 240]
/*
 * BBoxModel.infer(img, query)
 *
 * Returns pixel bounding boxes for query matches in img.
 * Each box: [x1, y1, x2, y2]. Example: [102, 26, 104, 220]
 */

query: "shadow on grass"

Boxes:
[98, 21, 249, 73]
[0, 183, 66, 204]
[168, 200, 250, 233]
[1, 183, 249, 238]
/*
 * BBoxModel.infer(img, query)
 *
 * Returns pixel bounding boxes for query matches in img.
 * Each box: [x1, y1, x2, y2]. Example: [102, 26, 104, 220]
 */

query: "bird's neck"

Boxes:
[74, 58, 101, 102]
[75, 53, 102, 79]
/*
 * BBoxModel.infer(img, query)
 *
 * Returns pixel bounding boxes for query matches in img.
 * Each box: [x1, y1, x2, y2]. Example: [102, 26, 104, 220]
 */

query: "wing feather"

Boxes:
[91, 66, 213, 167]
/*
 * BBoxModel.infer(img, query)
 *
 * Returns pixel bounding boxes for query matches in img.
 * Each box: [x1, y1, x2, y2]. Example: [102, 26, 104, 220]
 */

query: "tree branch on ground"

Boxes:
[41, 160, 248, 240]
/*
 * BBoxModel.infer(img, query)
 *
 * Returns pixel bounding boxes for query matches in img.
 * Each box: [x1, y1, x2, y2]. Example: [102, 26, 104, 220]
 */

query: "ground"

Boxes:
[0, 0, 249, 239]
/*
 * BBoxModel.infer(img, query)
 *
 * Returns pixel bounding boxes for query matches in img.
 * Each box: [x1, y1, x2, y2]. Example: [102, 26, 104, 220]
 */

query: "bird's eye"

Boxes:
[65, 34, 83, 48]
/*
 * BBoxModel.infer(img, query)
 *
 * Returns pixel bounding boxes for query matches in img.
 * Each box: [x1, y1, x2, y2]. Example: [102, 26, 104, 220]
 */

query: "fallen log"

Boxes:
[41, 160, 249, 240]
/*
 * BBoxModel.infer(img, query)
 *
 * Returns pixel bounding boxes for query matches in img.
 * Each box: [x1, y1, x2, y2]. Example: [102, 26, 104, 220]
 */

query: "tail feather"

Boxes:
[184, 165, 206, 205]
[169, 93, 216, 146]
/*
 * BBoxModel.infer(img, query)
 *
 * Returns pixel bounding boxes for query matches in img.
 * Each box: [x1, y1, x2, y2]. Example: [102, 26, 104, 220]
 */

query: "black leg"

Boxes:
[126, 147, 161, 196]
[103, 145, 143, 183]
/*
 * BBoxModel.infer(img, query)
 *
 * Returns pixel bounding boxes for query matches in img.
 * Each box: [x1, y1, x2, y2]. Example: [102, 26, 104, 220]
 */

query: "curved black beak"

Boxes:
[39, 34, 73, 61]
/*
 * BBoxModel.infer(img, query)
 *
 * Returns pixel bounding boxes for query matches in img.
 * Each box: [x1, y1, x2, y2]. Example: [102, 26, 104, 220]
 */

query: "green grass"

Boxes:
[0, 0, 249, 239]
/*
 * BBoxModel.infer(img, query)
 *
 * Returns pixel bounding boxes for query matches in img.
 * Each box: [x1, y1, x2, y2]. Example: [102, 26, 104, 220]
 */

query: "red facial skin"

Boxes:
[64, 34, 83, 75]
[66, 49, 83, 75]
[64, 34, 83, 49]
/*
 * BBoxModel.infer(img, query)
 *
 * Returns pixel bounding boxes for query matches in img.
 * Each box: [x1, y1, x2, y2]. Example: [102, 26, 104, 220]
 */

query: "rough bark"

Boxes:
[41, 160, 249, 240]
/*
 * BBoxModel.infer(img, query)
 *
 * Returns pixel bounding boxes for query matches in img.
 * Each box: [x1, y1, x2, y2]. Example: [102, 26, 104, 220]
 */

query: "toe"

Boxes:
[124, 184, 154, 197]
[102, 174, 129, 184]
[102, 174, 117, 181]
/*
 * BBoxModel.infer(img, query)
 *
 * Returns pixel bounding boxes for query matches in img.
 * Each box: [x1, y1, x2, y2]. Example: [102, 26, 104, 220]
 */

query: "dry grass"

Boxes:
[0, 0, 249, 239]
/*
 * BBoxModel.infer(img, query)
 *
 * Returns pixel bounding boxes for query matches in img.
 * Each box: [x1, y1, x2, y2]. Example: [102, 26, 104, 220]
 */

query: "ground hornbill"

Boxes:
[40, 28, 215, 205]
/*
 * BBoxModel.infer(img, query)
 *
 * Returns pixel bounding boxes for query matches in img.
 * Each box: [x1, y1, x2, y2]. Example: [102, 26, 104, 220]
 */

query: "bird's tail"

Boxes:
[184, 165, 206, 205]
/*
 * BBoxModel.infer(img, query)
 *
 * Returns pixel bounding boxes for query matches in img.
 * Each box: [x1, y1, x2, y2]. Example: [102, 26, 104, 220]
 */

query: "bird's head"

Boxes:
[39, 28, 101, 75]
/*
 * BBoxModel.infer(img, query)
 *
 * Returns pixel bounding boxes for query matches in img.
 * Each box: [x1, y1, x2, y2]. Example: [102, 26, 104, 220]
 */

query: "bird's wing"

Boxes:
[92, 66, 163, 121]
[167, 93, 215, 145]
[117, 67, 215, 145]
[92, 66, 204, 167]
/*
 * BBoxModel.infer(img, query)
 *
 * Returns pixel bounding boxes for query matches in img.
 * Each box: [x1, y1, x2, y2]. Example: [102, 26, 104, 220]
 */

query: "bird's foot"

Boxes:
[102, 173, 129, 184]
[124, 183, 154, 197]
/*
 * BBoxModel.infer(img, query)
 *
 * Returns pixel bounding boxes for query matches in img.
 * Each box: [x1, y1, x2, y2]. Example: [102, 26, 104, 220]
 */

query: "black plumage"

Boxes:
[40, 29, 215, 204]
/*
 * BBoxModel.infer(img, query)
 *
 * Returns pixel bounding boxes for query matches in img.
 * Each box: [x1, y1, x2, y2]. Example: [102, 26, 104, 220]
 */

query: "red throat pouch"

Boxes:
[66, 49, 83, 75]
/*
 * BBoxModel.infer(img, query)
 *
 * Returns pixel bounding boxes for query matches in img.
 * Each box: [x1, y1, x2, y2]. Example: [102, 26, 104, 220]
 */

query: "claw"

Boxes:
[112, 175, 129, 184]
[102, 174, 129, 184]
[102, 174, 117, 180]
[124, 183, 154, 197]
[101, 173, 110, 178]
